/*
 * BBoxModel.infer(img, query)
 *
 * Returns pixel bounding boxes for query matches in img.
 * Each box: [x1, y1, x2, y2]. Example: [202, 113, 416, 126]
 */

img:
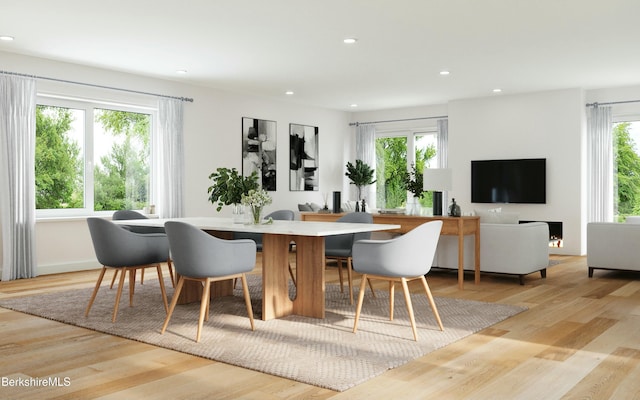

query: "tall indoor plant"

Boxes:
[207, 167, 259, 221]
[345, 159, 376, 201]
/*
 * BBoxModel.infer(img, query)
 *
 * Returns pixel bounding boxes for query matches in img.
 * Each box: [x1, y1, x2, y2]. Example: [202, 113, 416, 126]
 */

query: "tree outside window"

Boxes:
[35, 101, 152, 214]
[614, 121, 640, 219]
[375, 133, 437, 210]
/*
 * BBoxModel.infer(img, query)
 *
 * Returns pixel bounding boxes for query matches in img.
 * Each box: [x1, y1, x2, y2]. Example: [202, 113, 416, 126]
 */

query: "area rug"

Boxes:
[0, 275, 526, 392]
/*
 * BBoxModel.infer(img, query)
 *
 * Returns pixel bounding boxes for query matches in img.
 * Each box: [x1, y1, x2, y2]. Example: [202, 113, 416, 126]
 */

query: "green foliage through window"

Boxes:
[614, 122, 640, 219]
[35, 105, 83, 209]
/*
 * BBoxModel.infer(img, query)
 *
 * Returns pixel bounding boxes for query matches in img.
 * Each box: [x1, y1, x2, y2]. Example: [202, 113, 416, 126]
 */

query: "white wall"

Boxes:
[353, 89, 586, 255]
[449, 89, 585, 255]
[0, 52, 352, 275]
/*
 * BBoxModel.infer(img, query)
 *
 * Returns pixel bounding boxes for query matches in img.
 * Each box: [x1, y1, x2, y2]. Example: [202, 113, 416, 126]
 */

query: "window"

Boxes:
[375, 129, 438, 210]
[35, 97, 155, 217]
[613, 120, 640, 220]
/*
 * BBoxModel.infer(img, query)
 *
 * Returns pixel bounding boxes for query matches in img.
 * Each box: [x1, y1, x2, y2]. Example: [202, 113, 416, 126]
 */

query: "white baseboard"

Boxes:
[37, 260, 101, 276]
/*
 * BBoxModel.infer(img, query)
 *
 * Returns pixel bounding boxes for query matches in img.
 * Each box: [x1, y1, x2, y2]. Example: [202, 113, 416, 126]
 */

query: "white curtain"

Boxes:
[587, 105, 613, 222]
[437, 118, 450, 209]
[156, 98, 185, 218]
[355, 124, 376, 208]
[0, 75, 37, 280]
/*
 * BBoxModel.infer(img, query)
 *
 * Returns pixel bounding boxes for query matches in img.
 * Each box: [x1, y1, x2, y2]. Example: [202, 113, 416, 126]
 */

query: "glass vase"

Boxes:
[232, 203, 245, 224]
[250, 206, 263, 225]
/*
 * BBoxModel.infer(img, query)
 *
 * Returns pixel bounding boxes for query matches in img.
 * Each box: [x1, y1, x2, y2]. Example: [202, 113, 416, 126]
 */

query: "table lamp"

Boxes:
[423, 168, 452, 216]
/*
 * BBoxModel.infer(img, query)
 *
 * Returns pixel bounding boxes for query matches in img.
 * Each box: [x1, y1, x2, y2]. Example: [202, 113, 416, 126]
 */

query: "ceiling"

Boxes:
[1, 0, 639, 111]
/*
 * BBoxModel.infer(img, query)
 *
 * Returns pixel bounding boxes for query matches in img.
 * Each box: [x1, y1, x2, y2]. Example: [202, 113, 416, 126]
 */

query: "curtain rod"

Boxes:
[586, 100, 640, 107]
[349, 115, 447, 127]
[0, 70, 194, 103]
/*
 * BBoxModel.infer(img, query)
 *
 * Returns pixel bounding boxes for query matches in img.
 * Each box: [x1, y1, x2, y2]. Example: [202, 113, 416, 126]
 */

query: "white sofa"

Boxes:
[435, 214, 550, 285]
[587, 222, 640, 277]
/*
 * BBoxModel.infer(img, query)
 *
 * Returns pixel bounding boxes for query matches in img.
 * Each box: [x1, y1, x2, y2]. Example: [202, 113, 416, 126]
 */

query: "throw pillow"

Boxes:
[475, 210, 519, 224]
[298, 204, 313, 212]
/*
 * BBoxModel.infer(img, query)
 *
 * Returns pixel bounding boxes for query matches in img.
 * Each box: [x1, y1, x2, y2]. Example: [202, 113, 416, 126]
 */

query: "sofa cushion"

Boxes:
[475, 210, 519, 224]
[298, 203, 313, 212]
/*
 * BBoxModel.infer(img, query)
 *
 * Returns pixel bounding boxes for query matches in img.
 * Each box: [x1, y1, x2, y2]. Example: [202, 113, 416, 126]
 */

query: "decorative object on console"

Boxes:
[290, 123, 319, 191]
[242, 117, 277, 191]
[332, 191, 341, 213]
[448, 198, 461, 217]
[423, 168, 452, 216]
[345, 159, 376, 203]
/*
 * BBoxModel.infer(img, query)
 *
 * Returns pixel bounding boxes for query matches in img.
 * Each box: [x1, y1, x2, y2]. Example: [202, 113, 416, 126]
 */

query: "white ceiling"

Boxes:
[1, 0, 639, 111]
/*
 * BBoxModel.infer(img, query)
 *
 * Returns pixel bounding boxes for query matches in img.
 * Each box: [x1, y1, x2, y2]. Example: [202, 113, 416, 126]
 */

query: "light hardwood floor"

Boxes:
[1, 255, 640, 399]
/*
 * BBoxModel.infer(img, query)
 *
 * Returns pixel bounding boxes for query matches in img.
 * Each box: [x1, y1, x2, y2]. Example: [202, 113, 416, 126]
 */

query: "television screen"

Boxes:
[471, 158, 546, 204]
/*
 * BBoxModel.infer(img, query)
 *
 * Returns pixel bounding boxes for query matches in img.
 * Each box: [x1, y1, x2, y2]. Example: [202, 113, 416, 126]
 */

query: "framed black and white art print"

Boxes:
[289, 123, 319, 191]
[242, 117, 277, 191]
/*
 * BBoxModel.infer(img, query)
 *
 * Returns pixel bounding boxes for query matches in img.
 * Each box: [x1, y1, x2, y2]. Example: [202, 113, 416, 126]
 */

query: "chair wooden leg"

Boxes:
[204, 282, 211, 322]
[288, 263, 297, 287]
[336, 258, 344, 293]
[352, 274, 369, 334]
[128, 269, 136, 307]
[110, 269, 118, 289]
[167, 258, 175, 288]
[197, 278, 211, 343]
[401, 278, 419, 341]
[156, 264, 169, 314]
[140, 268, 145, 285]
[389, 281, 395, 321]
[368, 278, 376, 298]
[161, 277, 184, 335]
[112, 267, 127, 322]
[347, 257, 354, 305]
[85, 267, 108, 317]
[240, 274, 255, 331]
[420, 276, 443, 331]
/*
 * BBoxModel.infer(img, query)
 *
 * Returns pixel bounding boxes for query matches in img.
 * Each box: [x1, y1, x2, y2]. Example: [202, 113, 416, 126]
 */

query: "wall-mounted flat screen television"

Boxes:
[471, 158, 546, 204]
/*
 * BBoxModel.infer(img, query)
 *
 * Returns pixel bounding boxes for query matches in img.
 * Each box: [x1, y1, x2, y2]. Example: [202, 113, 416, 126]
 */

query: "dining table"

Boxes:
[112, 216, 400, 320]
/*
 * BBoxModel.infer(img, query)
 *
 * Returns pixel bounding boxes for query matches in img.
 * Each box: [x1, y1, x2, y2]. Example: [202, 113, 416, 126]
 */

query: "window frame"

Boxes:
[35, 94, 157, 219]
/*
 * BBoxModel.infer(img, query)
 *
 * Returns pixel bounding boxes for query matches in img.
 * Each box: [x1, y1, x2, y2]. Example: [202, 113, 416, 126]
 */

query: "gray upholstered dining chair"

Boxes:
[85, 217, 170, 323]
[325, 212, 375, 304]
[112, 210, 175, 287]
[162, 221, 257, 343]
[233, 209, 297, 285]
[351, 220, 444, 341]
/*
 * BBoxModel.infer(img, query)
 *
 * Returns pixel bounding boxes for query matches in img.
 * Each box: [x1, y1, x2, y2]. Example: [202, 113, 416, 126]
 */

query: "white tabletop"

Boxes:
[112, 216, 400, 237]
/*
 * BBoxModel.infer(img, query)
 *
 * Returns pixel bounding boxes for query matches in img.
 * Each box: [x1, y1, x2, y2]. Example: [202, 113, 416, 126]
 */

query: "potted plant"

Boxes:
[207, 168, 259, 221]
[345, 159, 376, 201]
[403, 164, 424, 214]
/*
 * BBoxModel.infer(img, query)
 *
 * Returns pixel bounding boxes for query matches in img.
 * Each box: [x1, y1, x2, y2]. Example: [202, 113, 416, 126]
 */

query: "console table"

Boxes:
[300, 212, 481, 289]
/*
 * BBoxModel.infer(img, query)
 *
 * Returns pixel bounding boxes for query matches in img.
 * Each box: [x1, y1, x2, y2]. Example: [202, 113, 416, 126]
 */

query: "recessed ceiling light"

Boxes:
[175, 69, 187, 75]
[439, 70, 450, 76]
[0, 35, 14, 41]
[350, 104, 358, 108]
[343, 38, 358, 44]
[493, 88, 502, 93]
[285, 91, 294, 95]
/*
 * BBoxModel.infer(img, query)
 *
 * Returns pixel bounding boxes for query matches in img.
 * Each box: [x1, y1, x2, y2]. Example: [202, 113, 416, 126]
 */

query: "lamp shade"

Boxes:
[423, 168, 452, 191]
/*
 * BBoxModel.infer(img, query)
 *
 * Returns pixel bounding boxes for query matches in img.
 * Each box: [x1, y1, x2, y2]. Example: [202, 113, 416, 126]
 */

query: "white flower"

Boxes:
[241, 189, 272, 208]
